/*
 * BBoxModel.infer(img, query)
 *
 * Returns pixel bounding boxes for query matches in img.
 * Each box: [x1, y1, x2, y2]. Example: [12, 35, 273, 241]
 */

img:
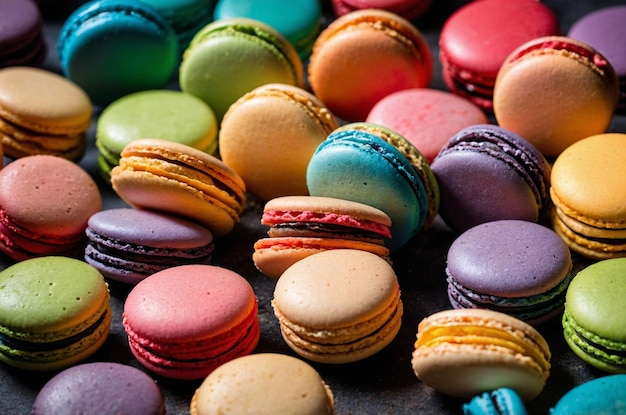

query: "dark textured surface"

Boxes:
[2, 0, 626, 414]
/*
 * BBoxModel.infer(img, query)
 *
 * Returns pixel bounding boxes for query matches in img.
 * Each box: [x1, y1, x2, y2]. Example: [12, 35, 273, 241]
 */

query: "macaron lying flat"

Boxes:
[411, 308, 551, 401]
[493, 36, 619, 157]
[190, 353, 334, 415]
[550, 133, 626, 259]
[32, 362, 165, 415]
[431, 124, 551, 233]
[331, 0, 432, 21]
[550, 374, 626, 415]
[0, 67, 92, 161]
[123, 264, 260, 379]
[58, 0, 179, 105]
[562, 258, 626, 373]
[180, 18, 304, 120]
[308, 9, 432, 122]
[85, 208, 215, 284]
[253, 195, 392, 279]
[0, 155, 102, 261]
[0, 257, 111, 371]
[0, 0, 46, 68]
[219, 83, 339, 201]
[272, 249, 403, 364]
[446, 220, 573, 325]
[463, 388, 527, 415]
[111, 138, 246, 237]
[96, 89, 218, 182]
[307, 122, 439, 251]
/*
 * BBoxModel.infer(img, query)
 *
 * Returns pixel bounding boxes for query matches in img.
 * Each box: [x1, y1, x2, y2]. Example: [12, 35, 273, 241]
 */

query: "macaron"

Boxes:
[272, 249, 403, 364]
[0, 155, 102, 261]
[96, 89, 218, 182]
[218, 83, 339, 201]
[562, 257, 626, 373]
[446, 220, 573, 325]
[57, 0, 179, 106]
[463, 388, 527, 415]
[190, 353, 335, 415]
[306, 122, 439, 251]
[179, 18, 304, 121]
[439, 0, 560, 111]
[213, 0, 322, 58]
[123, 264, 260, 379]
[110, 138, 246, 237]
[431, 124, 551, 233]
[568, 5, 626, 112]
[411, 308, 551, 401]
[308, 9, 432, 122]
[366, 88, 488, 162]
[0, 256, 111, 371]
[32, 362, 165, 415]
[549, 133, 626, 260]
[0, 0, 46, 68]
[331, 0, 432, 22]
[253, 195, 392, 279]
[493, 36, 619, 157]
[85, 208, 215, 284]
[0, 67, 92, 161]
[550, 374, 626, 415]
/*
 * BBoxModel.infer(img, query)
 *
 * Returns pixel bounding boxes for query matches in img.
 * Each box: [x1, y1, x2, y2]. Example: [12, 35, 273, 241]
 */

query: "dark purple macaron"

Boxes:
[0, 0, 46, 68]
[568, 5, 626, 112]
[32, 362, 165, 415]
[85, 208, 214, 284]
[446, 219, 573, 325]
[431, 124, 551, 233]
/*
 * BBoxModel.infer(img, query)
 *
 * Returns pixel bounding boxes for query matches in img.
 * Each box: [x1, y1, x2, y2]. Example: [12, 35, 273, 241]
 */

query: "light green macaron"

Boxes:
[0, 256, 111, 371]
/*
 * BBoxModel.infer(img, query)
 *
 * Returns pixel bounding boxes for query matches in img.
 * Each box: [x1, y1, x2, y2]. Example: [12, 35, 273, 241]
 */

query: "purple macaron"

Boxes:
[446, 220, 573, 325]
[568, 5, 626, 112]
[0, 0, 46, 68]
[85, 208, 214, 284]
[32, 362, 164, 414]
[431, 124, 551, 233]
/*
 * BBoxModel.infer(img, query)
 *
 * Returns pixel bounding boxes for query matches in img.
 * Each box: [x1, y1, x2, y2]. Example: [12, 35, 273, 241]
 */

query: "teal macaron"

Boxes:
[306, 122, 439, 252]
[179, 17, 304, 120]
[562, 257, 626, 373]
[0, 256, 111, 371]
[550, 374, 626, 414]
[213, 0, 322, 58]
[58, 0, 179, 106]
[463, 388, 528, 415]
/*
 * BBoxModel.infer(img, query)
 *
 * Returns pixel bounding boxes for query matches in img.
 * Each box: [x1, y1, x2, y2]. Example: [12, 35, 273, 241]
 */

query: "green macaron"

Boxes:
[562, 257, 626, 373]
[0, 256, 111, 371]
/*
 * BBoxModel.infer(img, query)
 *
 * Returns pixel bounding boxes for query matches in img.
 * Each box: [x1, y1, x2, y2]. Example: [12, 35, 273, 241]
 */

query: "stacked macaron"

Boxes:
[0, 0, 46, 68]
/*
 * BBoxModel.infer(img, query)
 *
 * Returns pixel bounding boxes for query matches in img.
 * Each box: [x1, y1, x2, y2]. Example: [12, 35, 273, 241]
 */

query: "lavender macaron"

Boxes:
[32, 362, 164, 415]
[431, 124, 551, 233]
[85, 208, 214, 284]
[446, 220, 573, 325]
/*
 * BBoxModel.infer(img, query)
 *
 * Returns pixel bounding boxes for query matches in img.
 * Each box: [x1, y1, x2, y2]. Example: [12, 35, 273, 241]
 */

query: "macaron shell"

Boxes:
[463, 388, 528, 415]
[191, 353, 334, 415]
[550, 374, 626, 415]
[333, 0, 432, 21]
[0, 0, 46, 68]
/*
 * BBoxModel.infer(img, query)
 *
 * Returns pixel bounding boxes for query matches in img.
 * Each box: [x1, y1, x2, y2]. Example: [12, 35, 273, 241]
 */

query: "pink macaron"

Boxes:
[123, 264, 260, 380]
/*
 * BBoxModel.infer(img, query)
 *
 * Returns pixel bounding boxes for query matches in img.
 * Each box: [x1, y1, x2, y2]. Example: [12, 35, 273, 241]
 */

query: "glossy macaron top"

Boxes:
[0, 256, 109, 334]
[493, 36, 619, 157]
[550, 374, 626, 415]
[190, 353, 334, 415]
[0, 67, 91, 135]
[332, 0, 432, 21]
[213, 0, 322, 58]
[0, 155, 102, 237]
[57, 0, 179, 105]
[550, 133, 626, 226]
[219, 83, 339, 201]
[180, 18, 304, 120]
[32, 362, 165, 415]
[308, 9, 432, 121]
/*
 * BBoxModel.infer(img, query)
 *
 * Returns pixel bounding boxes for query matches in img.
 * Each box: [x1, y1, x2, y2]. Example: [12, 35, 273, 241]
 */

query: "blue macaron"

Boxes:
[306, 123, 438, 251]
[550, 374, 626, 414]
[464, 388, 528, 415]
[58, 0, 179, 105]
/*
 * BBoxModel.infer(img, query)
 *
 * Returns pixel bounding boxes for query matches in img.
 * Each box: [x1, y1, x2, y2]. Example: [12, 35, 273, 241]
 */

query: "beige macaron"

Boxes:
[190, 353, 334, 415]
